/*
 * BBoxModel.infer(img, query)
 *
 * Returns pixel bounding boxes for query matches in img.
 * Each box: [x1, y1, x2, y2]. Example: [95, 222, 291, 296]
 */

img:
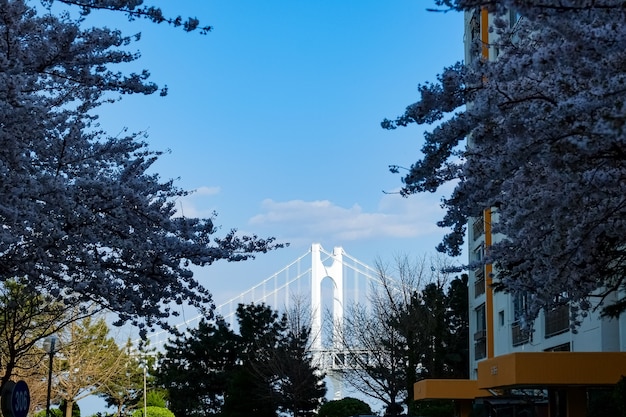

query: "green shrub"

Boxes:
[132, 406, 175, 417]
[34, 408, 63, 417]
[145, 391, 167, 408]
[318, 397, 373, 417]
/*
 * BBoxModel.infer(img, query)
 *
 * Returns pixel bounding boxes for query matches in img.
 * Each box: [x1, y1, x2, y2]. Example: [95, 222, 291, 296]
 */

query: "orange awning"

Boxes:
[477, 352, 626, 389]
[414, 379, 490, 400]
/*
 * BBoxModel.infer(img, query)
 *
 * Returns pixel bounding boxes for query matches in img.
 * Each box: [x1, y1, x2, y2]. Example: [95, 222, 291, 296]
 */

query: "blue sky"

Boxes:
[77, 1, 465, 414]
[94, 1, 465, 313]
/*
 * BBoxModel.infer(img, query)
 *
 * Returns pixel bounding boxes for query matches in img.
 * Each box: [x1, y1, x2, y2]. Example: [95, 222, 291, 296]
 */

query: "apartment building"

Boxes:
[413, 8, 626, 417]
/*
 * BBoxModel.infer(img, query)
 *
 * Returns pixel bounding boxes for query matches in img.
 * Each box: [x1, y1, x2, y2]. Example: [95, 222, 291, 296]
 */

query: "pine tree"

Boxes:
[55, 316, 128, 417]
[97, 340, 146, 417]
[157, 316, 237, 417]
[270, 326, 326, 417]
[157, 303, 326, 417]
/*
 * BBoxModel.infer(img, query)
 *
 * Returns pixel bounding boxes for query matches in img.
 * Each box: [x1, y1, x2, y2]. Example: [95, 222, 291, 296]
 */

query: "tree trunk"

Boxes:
[65, 400, 74, 417]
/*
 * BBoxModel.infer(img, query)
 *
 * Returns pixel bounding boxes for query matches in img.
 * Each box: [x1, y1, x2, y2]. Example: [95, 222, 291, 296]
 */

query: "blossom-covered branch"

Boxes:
[0, 0, 285, 335]
[45, 0, 212, 34]
[384, 0, 626, 323]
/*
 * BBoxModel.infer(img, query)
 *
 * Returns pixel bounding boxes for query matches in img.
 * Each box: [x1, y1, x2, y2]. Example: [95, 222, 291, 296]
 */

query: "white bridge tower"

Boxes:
[310, 243, 345, 399]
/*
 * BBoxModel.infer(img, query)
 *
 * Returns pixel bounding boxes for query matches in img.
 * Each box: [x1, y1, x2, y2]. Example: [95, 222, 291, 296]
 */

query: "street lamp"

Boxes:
[43, 336, 58, 417]
[143, 363, 147, 417]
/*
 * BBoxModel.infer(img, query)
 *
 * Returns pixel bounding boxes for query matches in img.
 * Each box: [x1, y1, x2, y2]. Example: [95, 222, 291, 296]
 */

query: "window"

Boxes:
[469, 10, 480, 42]
[473, 245, 486, 297]
[544, 294, 569, 338]
[472, 215, 484, 241]
[474, 304, 487, 360]
[545, 343, 570, 352]
[512, 292, 531, 346]
[476, 304, 486, 333]
[512, 292, 527, 323]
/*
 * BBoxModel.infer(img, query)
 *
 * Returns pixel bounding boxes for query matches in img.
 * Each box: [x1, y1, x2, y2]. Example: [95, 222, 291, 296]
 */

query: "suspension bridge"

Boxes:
[149, 243, 385, 398]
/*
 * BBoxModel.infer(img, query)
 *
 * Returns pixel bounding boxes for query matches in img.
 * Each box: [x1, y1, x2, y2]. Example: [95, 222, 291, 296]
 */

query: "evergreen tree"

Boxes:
[444, 275, 469, 379]
[97, 340, 147, 417]
[157, 303, 326, 417]
[55, 316, 128, 417]
[267, 326, 326, 417]
[224, 303, 287, 417]
[156, 315, 237, 417]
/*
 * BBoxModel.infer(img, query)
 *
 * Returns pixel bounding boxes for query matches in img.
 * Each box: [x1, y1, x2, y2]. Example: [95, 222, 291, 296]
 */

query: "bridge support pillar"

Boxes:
[311, 243, 344, 352]
[327, 371, 344, 400]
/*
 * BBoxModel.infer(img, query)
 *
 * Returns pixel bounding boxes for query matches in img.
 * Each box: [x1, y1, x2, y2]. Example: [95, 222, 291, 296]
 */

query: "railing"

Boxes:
[511, 322, 530, 347]
[472, 216, 484, 240]
[474, 267, 485, 297]
[544, 305, 569, 338]
[311, 349, 379, 371]
[474, 330, 487, 360]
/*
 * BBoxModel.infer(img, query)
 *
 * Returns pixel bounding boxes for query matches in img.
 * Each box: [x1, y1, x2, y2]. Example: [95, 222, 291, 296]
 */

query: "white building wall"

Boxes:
[465, 6, 626, 382]
[621, 290, 626, 351]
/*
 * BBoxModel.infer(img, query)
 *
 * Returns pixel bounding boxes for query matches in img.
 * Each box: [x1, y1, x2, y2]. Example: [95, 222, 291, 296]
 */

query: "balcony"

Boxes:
[544, 305, 569, 338]
[472, 217, 484, 241]
[474, 268, 485, 297]
[511, 322, 531, 347]
[474, 337, 487, 360]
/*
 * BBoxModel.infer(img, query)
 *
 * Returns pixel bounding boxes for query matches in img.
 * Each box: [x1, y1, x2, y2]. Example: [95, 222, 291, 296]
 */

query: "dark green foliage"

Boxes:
[268, 325, 326, 417]
[156, 315, 236, 417]
[410, 276, 469, 380]
[442, 274, 469, 379]
[412, 400, 455, 417]
[420, 282, 450, 378]
[145, 391, 167, 408]
[384, 402, 403, 416]
[588, 377, 626, 417]
[222, 366, 276, 417]
[156, 303, 326, 417]
[222, 303, 285, 417]
[317, 397, 373, 417]
[396, 275, 469, 410]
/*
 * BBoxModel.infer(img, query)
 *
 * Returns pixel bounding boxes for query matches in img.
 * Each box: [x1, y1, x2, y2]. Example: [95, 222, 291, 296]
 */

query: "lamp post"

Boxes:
[143, 363, 147, 417]
[43, 336, 57, 417]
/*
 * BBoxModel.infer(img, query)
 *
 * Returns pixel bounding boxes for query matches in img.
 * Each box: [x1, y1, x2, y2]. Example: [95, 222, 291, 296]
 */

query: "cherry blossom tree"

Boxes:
[383, 0, 626, 324]
[0, 0, 284, 335]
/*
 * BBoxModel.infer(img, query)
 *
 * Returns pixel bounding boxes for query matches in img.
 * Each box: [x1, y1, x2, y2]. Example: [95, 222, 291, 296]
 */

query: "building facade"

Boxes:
[414, 7, 626, 417]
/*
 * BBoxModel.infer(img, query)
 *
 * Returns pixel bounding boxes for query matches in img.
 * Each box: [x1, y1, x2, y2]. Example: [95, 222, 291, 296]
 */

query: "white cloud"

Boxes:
[175, 185, 221, 218]
[193, 186, 221, 196]
[248, 191, 448, 244]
